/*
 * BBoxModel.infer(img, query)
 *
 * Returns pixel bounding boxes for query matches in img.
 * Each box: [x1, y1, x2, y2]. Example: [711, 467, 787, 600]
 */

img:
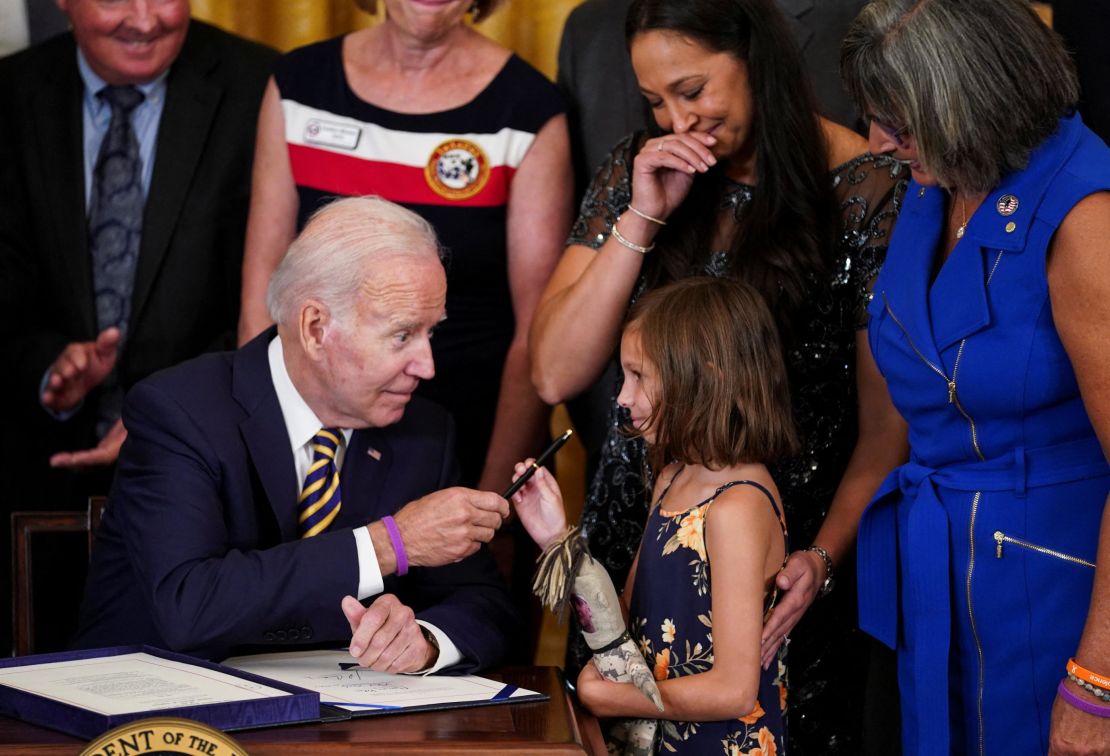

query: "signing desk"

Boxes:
[0, 666, 605, 755]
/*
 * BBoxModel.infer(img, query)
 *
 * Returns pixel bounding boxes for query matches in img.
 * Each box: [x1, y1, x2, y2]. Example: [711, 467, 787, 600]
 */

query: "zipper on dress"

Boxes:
[993, 531, 1096, 568]
[882, 293, 985, 460]
[967, 491, 986, 756]
[884, 252, 1005, 755]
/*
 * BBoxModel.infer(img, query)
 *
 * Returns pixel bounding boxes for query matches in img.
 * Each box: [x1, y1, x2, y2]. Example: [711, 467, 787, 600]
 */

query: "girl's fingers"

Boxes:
[538, 468, 563, 502]
[511, 459, 536, 483]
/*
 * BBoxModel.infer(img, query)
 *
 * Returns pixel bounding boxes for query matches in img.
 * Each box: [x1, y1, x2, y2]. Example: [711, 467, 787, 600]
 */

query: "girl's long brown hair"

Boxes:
[628, 277, 798, 472]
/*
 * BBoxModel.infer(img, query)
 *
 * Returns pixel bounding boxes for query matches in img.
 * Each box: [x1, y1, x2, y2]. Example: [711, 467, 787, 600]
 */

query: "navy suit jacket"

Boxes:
[74, 330, 518, 669]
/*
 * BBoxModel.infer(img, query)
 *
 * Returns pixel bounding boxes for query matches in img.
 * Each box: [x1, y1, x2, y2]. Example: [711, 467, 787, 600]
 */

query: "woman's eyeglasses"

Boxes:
[868, 115, 909, 144]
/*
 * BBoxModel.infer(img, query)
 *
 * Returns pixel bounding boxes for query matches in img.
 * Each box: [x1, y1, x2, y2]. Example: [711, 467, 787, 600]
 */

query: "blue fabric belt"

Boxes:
[857, 435, 1108, 752]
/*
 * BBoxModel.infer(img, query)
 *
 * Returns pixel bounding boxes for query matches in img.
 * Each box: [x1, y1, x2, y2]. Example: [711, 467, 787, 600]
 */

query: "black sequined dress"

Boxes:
[566, 133, 908, 755]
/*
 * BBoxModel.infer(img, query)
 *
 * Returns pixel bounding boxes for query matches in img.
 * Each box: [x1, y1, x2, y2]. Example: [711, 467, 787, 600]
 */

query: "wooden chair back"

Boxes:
[10, 496, 107, 657]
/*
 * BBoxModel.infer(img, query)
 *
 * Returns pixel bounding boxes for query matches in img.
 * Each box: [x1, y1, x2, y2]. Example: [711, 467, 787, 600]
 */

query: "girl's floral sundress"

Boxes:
[628, 468, 789, 754]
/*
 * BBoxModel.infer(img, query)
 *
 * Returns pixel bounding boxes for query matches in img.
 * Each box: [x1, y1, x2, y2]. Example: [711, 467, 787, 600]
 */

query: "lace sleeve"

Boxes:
[566, 133, 645, 249]
[830, 154, 909, 328]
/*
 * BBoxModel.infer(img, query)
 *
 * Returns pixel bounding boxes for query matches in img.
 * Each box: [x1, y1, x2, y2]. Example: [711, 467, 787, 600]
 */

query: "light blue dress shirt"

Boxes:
[76, 49, 168, 210]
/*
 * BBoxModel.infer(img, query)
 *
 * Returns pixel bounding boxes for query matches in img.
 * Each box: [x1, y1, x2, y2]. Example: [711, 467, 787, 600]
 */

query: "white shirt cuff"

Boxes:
[352, 529, 462, 673]
[353, 526, 384, 600]
[413, 620, 462, 674]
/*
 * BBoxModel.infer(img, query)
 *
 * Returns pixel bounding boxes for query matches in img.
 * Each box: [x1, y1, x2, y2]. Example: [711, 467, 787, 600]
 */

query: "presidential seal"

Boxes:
[424, 139, 490, 201]
[81, 717, 248, 756]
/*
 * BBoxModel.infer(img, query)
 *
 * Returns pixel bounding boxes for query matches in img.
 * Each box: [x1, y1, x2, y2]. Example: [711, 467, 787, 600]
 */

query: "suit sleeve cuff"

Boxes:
[353, 526, 384, 600]
[411, 621, 462, 674]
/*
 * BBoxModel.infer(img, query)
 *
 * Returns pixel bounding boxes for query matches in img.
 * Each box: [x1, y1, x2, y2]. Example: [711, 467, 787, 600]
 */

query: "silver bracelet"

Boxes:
[806, 544, 835, 597]
[627, 204, 667, 226]
[611, 217, 655, 255]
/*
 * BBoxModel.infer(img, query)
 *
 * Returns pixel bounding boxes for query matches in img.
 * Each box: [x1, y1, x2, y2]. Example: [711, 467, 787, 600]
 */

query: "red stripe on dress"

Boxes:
[288, 144, 513, 207]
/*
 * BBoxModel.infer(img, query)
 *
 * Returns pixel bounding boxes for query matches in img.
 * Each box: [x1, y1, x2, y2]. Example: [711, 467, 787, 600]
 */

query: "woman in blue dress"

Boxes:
[836, 0, 1110, 753]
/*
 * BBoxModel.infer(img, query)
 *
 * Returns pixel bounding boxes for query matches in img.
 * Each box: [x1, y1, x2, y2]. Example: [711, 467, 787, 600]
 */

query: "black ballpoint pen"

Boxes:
[501, 429, 574, 499]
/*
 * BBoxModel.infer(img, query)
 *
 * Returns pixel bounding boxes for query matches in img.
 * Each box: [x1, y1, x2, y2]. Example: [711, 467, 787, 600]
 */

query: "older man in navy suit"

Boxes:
[75, 197, 517, 671]
[0, 0, 275, 653]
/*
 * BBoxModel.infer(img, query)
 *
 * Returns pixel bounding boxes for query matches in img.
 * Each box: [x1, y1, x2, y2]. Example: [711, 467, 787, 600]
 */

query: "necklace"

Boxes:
[954, 193, 968, 239]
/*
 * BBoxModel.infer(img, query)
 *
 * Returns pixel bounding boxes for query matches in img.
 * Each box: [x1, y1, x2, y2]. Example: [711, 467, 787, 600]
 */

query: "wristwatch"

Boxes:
[806, 544, 835, 598]
[420, 625, 440, 669]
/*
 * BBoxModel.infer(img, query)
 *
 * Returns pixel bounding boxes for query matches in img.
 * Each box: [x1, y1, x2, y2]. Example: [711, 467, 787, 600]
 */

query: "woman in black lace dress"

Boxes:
[531, 0, 909, 752]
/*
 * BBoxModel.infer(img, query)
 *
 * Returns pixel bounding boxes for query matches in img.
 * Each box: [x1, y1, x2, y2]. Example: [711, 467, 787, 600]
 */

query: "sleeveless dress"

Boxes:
[629, 467, 789, 755]
[569, 132, 908, 754]
[858, 113, 1110, 755]
[273, 38, 564, 485]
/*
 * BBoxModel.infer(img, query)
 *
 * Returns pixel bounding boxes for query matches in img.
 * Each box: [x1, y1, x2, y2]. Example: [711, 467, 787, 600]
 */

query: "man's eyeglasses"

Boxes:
[868, 115, 909, 143]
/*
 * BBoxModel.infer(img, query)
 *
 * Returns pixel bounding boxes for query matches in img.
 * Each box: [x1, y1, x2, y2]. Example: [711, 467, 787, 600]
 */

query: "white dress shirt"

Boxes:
[268, 337, 460, 672]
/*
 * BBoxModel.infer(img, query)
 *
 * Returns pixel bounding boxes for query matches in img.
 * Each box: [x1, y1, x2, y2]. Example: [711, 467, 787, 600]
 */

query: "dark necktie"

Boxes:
[89, 84, 145, 341]
[88, 85, 144, 435]
[299, 429, 344, 538]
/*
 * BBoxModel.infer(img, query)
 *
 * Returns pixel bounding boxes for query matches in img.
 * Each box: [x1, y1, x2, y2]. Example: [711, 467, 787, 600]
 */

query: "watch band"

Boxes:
[806, 544, 835, 597]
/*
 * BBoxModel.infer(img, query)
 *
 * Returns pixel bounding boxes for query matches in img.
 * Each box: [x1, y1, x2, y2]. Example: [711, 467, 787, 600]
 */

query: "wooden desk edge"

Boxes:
[0, 666, 606, 755]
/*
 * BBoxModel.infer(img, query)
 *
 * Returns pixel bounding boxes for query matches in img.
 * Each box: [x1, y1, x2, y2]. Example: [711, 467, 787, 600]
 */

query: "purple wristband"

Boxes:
[382, 516, 408, 576]
[1058, 680, 1110, 718]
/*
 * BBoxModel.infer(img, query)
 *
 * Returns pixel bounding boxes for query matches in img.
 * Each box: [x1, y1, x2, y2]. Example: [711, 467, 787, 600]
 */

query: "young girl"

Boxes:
[514, 276, 798, 755]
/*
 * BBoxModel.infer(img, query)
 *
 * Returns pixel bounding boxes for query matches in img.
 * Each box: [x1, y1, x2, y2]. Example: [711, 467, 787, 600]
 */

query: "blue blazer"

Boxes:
[74, 330, 518, 669]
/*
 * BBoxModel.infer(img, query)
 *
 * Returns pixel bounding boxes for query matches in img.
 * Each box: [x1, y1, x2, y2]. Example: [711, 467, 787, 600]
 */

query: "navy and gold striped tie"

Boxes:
[298, 428, 342, 538]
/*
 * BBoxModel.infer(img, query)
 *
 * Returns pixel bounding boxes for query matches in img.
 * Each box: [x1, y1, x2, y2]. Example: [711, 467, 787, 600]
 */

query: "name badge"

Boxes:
[303, 119, 361, 150]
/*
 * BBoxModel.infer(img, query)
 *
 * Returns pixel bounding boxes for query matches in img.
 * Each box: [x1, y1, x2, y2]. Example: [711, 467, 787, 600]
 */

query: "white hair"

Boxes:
[267, 196, 443, 328]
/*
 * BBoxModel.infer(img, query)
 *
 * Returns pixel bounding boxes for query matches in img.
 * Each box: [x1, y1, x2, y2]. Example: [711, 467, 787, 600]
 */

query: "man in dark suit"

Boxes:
[75, 197, 517, 670]
[0, 1, 274, 497]
[0, 1, 274, 653]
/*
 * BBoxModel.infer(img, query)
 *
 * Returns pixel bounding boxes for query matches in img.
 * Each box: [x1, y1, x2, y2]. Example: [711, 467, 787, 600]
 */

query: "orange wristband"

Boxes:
[1068, 658, 1110, 692]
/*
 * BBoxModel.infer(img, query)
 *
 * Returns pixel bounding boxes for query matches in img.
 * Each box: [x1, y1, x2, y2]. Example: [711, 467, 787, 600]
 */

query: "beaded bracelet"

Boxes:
[1058, 680, 1110, 718]
[611, 218, 655, 255]
[1069, 673, 1110, 702]
[1068, 658, 1110, 693]
[627, 204, 667, 226]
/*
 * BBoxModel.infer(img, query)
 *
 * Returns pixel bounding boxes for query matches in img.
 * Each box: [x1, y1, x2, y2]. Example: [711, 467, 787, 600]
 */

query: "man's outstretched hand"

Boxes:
[42, 328, 120, 412]
[50, 418, 127, 469]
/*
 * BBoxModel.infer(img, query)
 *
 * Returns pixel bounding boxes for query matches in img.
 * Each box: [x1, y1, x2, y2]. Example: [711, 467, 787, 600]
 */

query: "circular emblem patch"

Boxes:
[80, 717, 248, 756]
[996, 194, 1020, 216]
[425, 139, 490, 201]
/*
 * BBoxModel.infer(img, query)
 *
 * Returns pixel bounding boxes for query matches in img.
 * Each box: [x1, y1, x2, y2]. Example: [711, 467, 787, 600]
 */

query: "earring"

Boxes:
[469, 2, 479, 15]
